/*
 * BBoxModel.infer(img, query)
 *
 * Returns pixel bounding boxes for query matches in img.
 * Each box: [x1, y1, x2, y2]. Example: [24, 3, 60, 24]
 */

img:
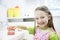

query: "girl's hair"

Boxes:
[34, 6, 56, 34]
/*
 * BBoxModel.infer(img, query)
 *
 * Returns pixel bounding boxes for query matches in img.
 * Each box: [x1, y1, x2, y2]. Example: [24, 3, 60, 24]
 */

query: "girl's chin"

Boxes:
[38, 24, 44, 26]
[38, 25, 45, 28]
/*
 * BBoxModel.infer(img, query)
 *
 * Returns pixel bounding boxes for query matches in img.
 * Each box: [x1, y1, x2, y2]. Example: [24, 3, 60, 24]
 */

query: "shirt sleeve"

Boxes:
[27, 27, 34, 35]
[49, 32, 59, 40]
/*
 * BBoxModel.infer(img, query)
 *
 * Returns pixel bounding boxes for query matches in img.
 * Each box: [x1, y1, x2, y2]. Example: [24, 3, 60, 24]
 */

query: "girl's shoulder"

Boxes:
[49, 28, 59, 40]
[49, 31, 59, 40]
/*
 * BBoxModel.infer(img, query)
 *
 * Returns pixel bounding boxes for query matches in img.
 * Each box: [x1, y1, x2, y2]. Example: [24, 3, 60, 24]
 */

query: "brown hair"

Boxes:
[34, 6, 56, 34]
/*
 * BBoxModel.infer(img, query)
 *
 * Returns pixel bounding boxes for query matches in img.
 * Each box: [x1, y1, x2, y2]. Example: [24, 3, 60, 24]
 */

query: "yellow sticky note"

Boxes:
[14, 8, 19, 18]
[7, 8, 14, 18]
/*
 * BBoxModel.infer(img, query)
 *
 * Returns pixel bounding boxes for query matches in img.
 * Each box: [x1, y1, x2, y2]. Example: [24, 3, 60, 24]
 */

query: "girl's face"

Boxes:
[35, 10, 50, 29]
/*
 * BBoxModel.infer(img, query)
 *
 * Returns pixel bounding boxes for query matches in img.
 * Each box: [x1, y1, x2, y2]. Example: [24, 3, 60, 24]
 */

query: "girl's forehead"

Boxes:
[34, 10, 48, 17]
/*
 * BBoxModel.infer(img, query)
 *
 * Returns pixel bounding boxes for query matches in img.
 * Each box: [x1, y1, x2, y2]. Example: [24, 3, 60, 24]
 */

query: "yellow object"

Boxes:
[7, 6, 20, 18]
[13, 7, 20, 18]
[7, 8, 14, 18]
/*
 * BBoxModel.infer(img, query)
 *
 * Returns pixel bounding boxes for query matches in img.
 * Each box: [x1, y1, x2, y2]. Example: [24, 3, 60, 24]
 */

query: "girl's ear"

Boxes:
[48, 15, 51, 20]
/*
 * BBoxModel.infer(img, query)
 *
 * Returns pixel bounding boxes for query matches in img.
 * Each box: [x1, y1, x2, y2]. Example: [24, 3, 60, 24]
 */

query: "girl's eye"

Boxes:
[40, 17, 44, 19]
[36, 18, 39, 20]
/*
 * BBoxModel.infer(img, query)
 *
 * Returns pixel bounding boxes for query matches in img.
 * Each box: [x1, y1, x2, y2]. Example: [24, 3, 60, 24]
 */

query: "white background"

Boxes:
[0, 0, 60, 40]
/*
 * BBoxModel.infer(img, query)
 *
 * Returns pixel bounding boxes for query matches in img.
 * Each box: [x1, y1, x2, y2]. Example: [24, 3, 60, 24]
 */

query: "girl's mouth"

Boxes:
[38, 22, 45, 25]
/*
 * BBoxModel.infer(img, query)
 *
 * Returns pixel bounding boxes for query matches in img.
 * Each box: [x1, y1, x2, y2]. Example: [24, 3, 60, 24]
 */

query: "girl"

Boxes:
[34, 6, 59, 40]
[8, 6, 59, 40]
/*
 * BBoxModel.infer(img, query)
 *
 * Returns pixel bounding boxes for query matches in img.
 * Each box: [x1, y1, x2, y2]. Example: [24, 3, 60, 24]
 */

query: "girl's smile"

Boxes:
[37, 21, 45, 25]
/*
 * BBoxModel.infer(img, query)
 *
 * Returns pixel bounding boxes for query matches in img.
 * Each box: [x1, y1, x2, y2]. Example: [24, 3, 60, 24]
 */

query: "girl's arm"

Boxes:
[49, 27, 59, 40]
[16, 26, 34, 35]
[7, 26, 28, 31]
[7, 26, 34, 35]
[16, 26, 28, 30]
[49, 33, 59, 40]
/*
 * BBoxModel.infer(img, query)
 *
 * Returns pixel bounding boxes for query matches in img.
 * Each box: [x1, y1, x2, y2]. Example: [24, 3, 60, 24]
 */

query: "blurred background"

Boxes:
[0, 0, 60, 40]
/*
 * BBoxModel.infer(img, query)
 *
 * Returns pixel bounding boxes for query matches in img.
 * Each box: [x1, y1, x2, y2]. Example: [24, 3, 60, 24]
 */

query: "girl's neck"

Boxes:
[38, 25, 49, 30]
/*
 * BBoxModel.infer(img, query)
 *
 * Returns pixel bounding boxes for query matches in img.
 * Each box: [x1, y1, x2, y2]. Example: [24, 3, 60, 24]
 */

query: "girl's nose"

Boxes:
[38, 19, 43, 23]
[38, 18, 42, 22]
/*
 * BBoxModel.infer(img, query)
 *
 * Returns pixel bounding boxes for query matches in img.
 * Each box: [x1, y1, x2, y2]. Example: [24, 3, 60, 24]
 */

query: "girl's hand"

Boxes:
[7, 26, 15, 31]
[7, 25, 27, 31]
